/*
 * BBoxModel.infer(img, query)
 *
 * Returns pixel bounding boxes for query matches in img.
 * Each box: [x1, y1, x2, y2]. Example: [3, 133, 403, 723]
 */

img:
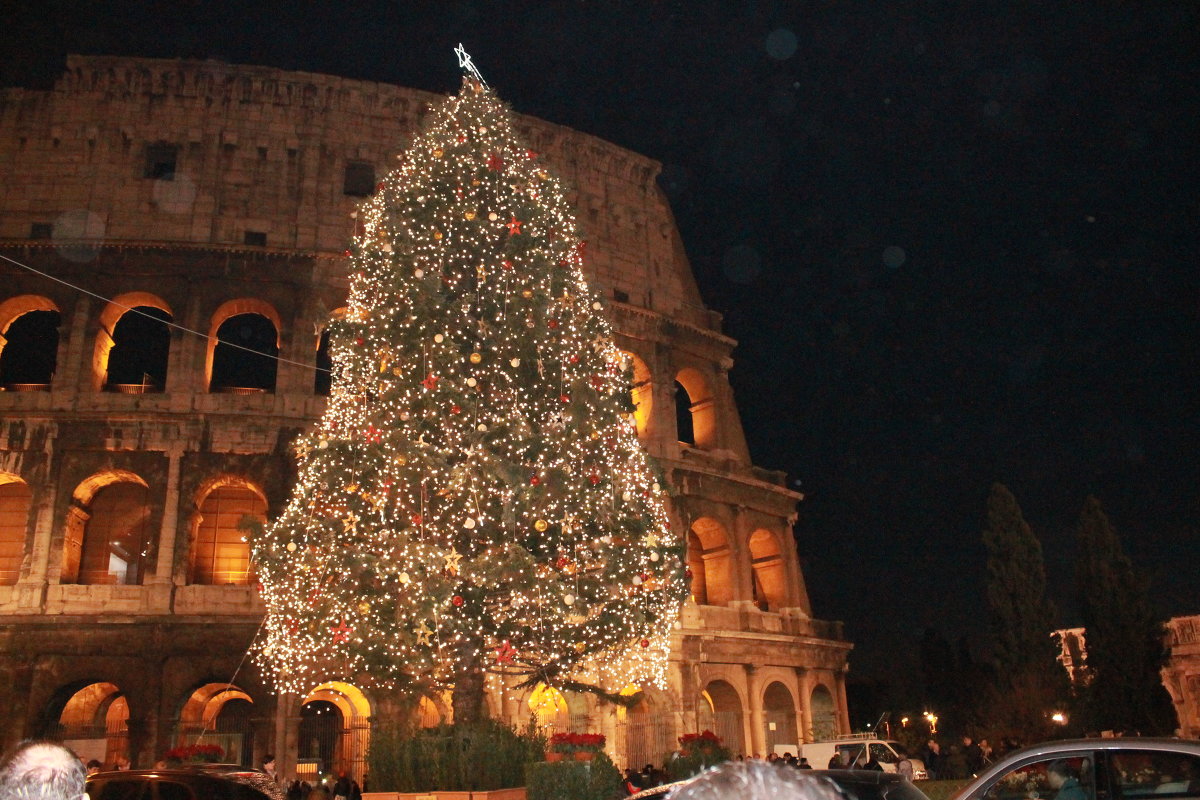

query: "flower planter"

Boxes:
[366, 791, 524, 800]
[545, 752, 565, 763]
[573, 751, 595, 762]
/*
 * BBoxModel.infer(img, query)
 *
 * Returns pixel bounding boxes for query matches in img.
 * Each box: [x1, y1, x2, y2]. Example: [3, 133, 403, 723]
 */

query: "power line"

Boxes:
[0, 251, 332, 374]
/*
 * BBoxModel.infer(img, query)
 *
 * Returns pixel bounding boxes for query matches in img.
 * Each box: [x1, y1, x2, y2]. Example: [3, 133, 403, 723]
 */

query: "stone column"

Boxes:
[745, 664, 765, 757]
[62, 297, 93, 394]
[23, 487, 58, 585]
[835, 668, 851, 735]
[795, 667, 812, 743]
[275, 692, 299, 781]
[151, 444, 185, 585]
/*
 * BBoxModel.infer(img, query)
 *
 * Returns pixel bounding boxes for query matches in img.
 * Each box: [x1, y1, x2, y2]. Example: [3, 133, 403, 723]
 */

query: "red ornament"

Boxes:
[640, 639, 650, 648]
[496, 641, 517, 663]
[590, 375, 605, 388]
[530, 475, 541, 486]
[589, 474, 601, 485]
[548, 319, 558, 329]
[526, 149, 538, 159]
[555, 556, 570, 569]
[450, 404, 462, 414]
[451, 595, 464, 607]
[355, 337, 365, 346]
[506, 216, 523, 236]
[487, 152, 505, 171]
[330, 618, 353, 644]
[569, 354, 579, 364]
[502, 259, 514, 270]
[560, 394, 570, 404]
[421, 373, 439, 391]
[343, 250, 351, 257]
[457, 133, 467, 143]
[685, 568, 694, 580]
[364, 426, 383, 443]
[411, 514, 423, 526]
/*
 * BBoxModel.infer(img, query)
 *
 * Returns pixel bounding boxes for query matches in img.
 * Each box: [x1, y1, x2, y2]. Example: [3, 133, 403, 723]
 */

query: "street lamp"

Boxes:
[1051, 711, 1067, 725]
[923, 711, 939, 734]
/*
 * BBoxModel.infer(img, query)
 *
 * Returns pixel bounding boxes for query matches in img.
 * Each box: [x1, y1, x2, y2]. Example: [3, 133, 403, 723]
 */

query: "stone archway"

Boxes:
[687, 517, 734, 606]
[762, 681, 798, 754]
[52, 682, 129, 768]
[810, 684, 837, 741]
[698, 680, 744, 757]
[176, 682, 256, 766]
[299, 682, 371, 782]
[618, 685, 675, 771]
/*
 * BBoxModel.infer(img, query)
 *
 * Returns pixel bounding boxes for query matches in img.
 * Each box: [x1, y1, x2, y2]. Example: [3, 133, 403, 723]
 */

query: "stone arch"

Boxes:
[809, 683, 837, 741]
[526, 682, 590, 736]
[92, 292, 173, 392]
[0, 295, 61, 389]
[619, 350, 653, 439]
[674, 366, 716, 449]
[206, 299, 282, 393]
[62, 471, 151, 585]
[0, 472, 32, 585]
[51, 681, 130, 768]
[762, 680, 798, 753]
[188, 476, 267, 585]
[176, 682, 256, 765]
[698, 679, 745, 756]
[300, 681, 371, 781]
[618, 684, 675, 771]
[687, 516, 734, 606]
[748, 528, 788, 611]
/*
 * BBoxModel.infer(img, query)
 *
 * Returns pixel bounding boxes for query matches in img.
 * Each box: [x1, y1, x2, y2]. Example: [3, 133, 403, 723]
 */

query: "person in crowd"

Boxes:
[798, 757, 813, 769]
[828, 751, 848, 769]
[85, 761, 102, 777]
[1047, 760, 1086, 800]
[921, 740, 941, 780]
[978, 739, 994, 767]
[0, 741, 87, 800]
[347, 779, 361, 800]
[262, 755, 279, 785]
[963, 736, 984, 776]
[667, 759, 846, 800]
[331, 773, 350, 800]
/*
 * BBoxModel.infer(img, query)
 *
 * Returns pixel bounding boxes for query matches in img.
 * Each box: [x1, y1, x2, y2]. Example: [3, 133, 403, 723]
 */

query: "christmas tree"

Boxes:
[251, 51, 689, 723]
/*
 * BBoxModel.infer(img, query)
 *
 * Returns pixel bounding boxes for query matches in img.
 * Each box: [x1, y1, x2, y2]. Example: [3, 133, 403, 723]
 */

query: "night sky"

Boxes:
[5, 1, 1199, 679]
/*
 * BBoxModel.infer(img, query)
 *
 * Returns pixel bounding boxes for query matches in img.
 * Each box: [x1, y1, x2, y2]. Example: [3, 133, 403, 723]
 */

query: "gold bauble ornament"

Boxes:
[358, 601, 371, 614]
[286, 541, 297, 552]
[395, 454, 408, 466]
[521, 289, 534, 299]
[345, 484, 358, 493]
[534, 519, 548, 532]
[469, 352, 483, 364]
[574, 641, 587, 652]
[465, 210, 476, 220]
[433, 230, 443, 240]
[433, 148, 443, 158]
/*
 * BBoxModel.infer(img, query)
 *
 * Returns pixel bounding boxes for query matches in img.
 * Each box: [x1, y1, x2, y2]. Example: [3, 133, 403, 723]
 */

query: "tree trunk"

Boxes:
[451, 657, 486, 725]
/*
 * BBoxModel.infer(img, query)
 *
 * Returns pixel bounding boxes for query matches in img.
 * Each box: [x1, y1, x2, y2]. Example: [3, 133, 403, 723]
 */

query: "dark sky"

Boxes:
[6, 1, 1199, 679]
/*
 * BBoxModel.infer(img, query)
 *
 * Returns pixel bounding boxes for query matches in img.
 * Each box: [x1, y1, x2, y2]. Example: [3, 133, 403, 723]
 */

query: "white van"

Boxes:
[799, 736, 928, 779]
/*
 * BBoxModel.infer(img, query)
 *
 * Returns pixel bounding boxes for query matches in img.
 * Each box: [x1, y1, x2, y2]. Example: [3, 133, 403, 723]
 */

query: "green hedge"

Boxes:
[368, 720, 545, 792]
[526, 753, 623, 800]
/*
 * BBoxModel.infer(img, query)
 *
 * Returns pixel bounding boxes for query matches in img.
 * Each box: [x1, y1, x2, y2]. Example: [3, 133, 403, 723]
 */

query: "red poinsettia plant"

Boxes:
[548, 732, 606, 754]
[678, 730, 723, 754]
[162, 743, 225, 763]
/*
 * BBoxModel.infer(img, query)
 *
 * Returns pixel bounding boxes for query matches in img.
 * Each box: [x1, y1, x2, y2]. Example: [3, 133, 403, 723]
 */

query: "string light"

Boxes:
[251, 70, 688, 702]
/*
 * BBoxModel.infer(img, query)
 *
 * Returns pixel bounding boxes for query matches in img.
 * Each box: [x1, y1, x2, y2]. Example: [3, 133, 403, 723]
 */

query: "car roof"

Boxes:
[626, 767, 920, 800]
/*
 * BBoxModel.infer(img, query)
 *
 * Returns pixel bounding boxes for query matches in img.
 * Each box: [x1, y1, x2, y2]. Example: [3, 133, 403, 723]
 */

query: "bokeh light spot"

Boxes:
[765, 29, 798, 61]
[882, 246, 906, 269]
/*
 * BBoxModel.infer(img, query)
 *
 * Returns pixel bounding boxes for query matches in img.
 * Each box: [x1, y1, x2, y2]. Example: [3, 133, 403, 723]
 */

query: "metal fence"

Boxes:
[616, 713, 676, 771]
[54, 719, 128, 767]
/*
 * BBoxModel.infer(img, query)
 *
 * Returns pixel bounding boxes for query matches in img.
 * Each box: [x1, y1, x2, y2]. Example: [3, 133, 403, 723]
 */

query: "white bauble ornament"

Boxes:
[415, 268, 425, 278]
[464, 518, 476, 529]
[434, 333, 444, 343]
[563, 594, 575, 606]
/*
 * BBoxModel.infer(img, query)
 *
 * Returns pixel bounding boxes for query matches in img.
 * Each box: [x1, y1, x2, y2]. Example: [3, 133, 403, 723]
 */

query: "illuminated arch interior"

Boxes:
[299, 681, 371, 780]
[190, 478, 267, 585]
[63, 471, 151, 585]
[762, 680, 798, 749]
[0, 474, 31, 585]
[57, 682, 129, 767]
[687, 517, 733, 606]
[304, 681, 371, 719]
[699, 680, 744, 756]
[674, 367, 716, 449]
[619, 350, 653, 438]
[528, 683, 570, 730]
[92, 292, 172, 391]
[179, 682, 255, 728]
[748, 528, 787, 611]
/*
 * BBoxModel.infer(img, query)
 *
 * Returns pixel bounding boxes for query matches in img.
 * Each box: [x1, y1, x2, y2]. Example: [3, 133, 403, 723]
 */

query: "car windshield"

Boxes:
[890, 742, 910, 758]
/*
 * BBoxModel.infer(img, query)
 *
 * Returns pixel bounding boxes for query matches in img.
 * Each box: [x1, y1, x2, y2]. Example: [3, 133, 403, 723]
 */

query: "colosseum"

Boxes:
[0, 54, 851, 778]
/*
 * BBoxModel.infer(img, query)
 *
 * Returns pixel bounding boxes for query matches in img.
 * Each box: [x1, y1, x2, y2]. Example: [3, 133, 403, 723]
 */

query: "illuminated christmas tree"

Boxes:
[251, 50, 689, 723]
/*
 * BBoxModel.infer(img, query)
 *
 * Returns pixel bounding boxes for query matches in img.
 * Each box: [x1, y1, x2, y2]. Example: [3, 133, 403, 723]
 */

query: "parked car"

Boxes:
[87, 766, 283, 800]
[628, 767, 933, 800]
[950, 738, 1200, 800]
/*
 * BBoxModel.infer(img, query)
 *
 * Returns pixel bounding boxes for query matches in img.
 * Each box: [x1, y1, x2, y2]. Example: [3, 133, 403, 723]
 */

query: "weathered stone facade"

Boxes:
[0, 55, 850, 775]
[1163, 615, 1200, 739]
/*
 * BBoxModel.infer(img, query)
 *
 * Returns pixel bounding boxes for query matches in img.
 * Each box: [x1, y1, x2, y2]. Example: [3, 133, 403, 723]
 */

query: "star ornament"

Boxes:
[487, 152, 505, 171]
[330, 618, 353, 644]
[416, 620, 433, 646]
[342, 512, 360, 533]
[506, 216, 523, 236]
[495, 640, 517, 664]
[421, 373, 439, 391]
[444, 547, 463, 575]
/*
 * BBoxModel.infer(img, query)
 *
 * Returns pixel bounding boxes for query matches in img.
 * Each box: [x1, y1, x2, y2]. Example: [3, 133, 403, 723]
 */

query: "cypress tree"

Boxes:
[981, 483, 1065, 741]
[1074, 496, 1175, 734]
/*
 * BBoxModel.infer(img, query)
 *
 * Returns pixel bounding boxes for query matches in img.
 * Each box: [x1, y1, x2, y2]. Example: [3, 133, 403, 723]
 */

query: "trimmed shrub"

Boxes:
[526, 752, 623, 800]
[367, 719, 545, 792]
